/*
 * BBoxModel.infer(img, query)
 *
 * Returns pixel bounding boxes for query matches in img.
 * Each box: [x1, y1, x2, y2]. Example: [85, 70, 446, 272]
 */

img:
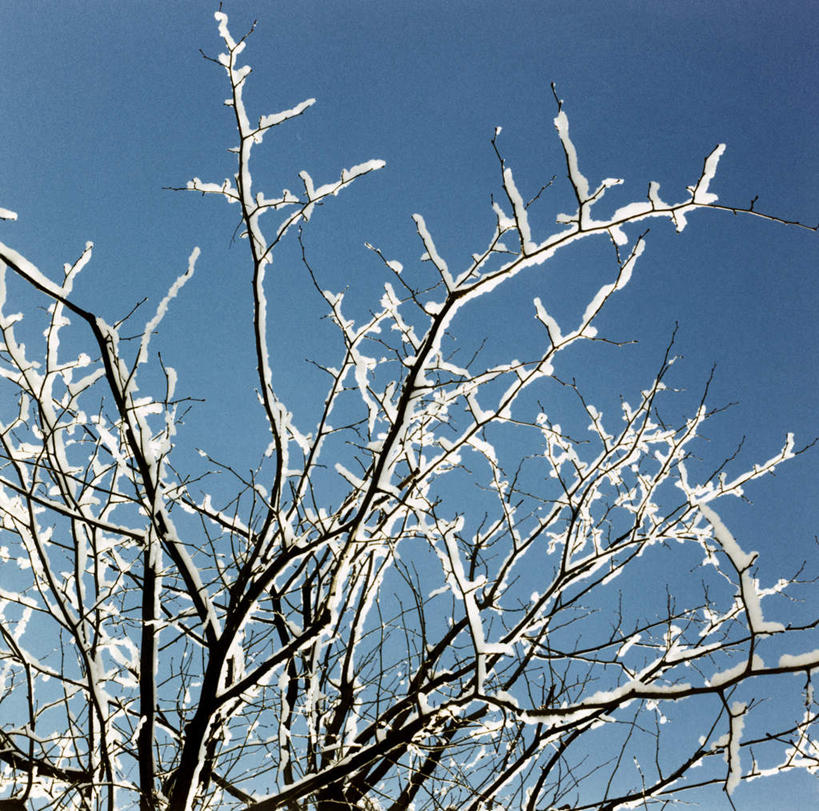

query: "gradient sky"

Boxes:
[1, 1, 817, 807]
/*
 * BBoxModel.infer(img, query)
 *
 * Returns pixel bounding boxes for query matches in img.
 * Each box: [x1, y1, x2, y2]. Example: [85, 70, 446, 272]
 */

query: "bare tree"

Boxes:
[0, 11, 816, 811]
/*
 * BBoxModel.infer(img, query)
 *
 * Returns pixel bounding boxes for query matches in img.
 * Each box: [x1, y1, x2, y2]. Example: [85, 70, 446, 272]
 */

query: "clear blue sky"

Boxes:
[0, 1, 817, 807]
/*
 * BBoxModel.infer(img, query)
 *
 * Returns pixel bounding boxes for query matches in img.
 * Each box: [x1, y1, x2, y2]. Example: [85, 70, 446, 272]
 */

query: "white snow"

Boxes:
[616, 633, 642, 660]
[259, 97, 316, 130]
[503, 167, 535, 254]
[700, 503, 785, 635]
[692, 144, 726, 205]
[580, 240, 644, 325]
[533, 296, 563, 344]
[708, 655, 763, 688]
[413, 214, 454, 289]
[553, 109, 590, 201]
[0, 239, 79, 301]
[699, 503, 754, 569]
[726, 701, 747, 796]
[778, 650, 819, 670]
[137, 247, 199, 369]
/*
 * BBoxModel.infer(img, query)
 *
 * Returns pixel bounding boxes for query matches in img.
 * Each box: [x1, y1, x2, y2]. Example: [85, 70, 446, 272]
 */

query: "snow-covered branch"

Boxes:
[0, 10, 815, 811]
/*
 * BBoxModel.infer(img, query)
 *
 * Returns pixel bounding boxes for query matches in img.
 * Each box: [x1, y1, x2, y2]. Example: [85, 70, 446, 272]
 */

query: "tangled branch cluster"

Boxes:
[0, 11, 816, 811]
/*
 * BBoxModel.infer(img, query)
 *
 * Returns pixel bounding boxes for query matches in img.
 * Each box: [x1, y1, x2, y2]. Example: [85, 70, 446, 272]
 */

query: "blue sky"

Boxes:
[1, 1, 817, 806]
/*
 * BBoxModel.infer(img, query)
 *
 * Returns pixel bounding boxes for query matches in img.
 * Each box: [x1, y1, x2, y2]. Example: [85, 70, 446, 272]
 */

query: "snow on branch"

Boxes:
[258, 97, 316, 134]
[699, 503, 785, 636]
[413, 213, 454, 289]
[0, 10, 815, 811]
